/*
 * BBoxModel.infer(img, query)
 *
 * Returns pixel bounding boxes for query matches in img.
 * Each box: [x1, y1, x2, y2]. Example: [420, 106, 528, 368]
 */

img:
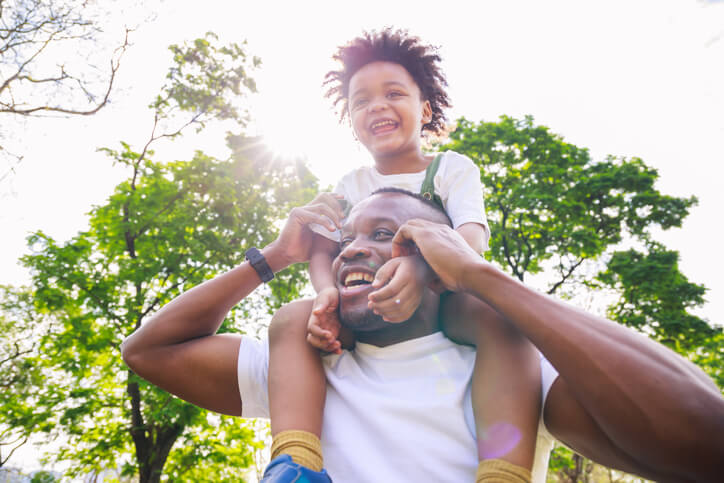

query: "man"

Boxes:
[122, 189, 724, 482]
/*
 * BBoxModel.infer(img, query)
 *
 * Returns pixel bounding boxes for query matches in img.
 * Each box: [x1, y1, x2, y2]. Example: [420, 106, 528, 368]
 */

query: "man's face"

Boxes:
[332, 192, 441, 332]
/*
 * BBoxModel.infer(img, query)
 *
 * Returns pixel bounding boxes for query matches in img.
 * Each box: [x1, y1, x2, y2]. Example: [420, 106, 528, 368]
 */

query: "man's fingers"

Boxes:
[304, 202, 342, 231]
[391, 222, 424, 258]
[312, 193, 346, 224]
[290, 206, 336, 232]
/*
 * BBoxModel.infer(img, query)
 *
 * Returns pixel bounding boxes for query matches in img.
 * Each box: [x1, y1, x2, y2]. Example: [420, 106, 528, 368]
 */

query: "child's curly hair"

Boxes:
[324, 28, 451, 135]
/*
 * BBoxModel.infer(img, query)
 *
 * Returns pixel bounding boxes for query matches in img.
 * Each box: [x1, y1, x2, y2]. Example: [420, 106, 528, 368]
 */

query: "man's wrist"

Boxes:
[459, 257, 493, 295]
[260, 242, 291, 274]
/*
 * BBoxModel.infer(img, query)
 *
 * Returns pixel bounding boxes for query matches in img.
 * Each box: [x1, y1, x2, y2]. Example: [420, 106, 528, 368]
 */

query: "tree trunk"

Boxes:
[127, 371, 184, 482]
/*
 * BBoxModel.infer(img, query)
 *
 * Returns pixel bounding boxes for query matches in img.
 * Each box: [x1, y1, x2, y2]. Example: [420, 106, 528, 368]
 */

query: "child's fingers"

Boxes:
[370, 258, 400, 290]
[308, 324, 333, 340]
[369, 286, 421, 322]
[369, 263, 406, 302]
[307, 332, 328, 350]
[329, 341, 342, 355]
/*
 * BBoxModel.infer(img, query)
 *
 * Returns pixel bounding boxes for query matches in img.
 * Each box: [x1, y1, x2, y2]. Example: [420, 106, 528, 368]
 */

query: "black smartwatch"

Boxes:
[245, 247, 274, 283]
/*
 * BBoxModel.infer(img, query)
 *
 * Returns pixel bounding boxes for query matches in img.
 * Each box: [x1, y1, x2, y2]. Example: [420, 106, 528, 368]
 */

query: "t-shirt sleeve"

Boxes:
[539, 354, 560, 437]
[237, 336, 271, 418]
[437, 153, 491, 249]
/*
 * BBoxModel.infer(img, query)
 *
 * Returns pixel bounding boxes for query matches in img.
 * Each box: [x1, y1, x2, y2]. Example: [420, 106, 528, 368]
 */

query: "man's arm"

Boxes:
[121, 196, 341, 416]
[392, 219, 724, 482]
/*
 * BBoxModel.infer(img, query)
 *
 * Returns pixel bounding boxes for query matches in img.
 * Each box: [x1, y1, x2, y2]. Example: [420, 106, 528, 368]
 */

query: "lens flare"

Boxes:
[478, 422, 522, 460]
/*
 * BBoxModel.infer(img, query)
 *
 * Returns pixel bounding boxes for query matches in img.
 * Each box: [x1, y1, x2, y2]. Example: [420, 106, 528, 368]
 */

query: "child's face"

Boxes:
[348, 61, 432, 162]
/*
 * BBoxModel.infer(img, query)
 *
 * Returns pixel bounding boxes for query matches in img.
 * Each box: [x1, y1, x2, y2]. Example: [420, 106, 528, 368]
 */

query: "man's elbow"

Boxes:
[120, 333, 144, 373]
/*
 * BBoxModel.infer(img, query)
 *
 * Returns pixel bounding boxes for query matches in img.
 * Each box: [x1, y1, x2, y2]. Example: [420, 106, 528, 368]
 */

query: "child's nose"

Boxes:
[368, 97, 388, 113]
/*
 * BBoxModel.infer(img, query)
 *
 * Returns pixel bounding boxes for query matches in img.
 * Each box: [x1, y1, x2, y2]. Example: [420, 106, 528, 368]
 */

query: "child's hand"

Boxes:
[367, 255, 433, 322]
[307, 287, 343, 354]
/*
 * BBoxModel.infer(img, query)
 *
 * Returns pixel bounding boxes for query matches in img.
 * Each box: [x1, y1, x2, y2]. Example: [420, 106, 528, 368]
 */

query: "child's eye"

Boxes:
[340, 237, 353, 249]
[351, 98, 368, 109]
[387, 91, 404, 99]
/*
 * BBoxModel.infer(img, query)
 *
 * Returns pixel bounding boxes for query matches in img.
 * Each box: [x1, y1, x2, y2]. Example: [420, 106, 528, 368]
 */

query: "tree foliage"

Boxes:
[0, 287, 62, 467]
[598, 242, 716, 352]
[443, 116, 696, 291]
[3, 33, 317, 481]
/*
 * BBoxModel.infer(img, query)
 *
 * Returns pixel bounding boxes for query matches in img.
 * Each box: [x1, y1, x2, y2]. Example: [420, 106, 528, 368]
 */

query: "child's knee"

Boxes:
[269, 299, 314, 344]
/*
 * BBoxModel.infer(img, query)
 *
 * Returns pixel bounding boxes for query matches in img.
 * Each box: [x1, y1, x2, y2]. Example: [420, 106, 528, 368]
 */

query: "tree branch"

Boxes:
[547, 257, 586, 295]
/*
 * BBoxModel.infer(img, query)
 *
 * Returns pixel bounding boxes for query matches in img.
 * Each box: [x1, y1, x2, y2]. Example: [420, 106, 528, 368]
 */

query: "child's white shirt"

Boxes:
[315, 150, 490, 250]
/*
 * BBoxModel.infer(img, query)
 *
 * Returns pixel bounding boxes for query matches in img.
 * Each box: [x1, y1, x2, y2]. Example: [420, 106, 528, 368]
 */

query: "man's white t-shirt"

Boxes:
[314, 151, 490, 249]
[237, 332, 558, 482]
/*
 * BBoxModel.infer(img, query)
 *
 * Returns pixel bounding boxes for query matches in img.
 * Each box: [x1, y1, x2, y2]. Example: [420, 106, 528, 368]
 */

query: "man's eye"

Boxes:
[374, 230, 392, 240]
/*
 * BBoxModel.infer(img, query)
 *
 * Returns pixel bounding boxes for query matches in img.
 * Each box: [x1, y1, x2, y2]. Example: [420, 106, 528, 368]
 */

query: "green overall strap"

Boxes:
[420, 153, 444, 209]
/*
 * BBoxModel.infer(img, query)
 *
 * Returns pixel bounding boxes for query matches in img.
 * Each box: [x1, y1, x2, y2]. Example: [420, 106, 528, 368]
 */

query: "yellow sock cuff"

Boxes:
[476, 459, 531, 483]
[271, 430, 323, 472]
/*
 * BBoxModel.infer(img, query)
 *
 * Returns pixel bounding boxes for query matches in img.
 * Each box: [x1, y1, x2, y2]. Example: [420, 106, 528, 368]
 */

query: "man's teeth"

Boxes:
[344, 272, 375, 287]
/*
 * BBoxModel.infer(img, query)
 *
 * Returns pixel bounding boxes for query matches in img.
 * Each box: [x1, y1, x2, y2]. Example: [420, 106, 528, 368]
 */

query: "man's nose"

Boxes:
[340, 241, 371, 261]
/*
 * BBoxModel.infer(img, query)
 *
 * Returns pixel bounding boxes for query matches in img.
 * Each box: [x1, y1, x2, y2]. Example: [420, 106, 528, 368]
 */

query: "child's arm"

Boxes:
[455, 222, 486, 254]
[307, 238, 349, 354]
[309, 235, 340, 292]
[307, 199, 355, 352]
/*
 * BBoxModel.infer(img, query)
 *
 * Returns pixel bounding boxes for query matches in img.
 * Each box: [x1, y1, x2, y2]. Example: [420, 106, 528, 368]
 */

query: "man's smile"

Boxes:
[338, 266, 377, 298]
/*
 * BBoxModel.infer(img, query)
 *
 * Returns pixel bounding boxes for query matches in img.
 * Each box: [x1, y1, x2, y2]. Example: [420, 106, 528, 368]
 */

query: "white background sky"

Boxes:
[3, 0, 724, 471]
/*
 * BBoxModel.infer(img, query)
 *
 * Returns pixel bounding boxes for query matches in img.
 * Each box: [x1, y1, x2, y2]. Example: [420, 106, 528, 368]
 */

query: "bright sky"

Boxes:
[3, 0, 724, 470]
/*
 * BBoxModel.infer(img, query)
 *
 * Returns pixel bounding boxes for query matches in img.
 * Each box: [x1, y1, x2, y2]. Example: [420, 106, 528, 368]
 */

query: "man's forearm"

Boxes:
[122, 242, 290, 355]
[461, 261, 724, 477]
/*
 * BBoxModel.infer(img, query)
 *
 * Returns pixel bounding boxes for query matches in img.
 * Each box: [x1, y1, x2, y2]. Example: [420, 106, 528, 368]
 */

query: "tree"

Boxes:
[443, 116, 697, 291]
[0, 287, 61, 468]
[441, 115, 721, 482]
[3, 33, 317, 481]
[0, 0, 132, 182]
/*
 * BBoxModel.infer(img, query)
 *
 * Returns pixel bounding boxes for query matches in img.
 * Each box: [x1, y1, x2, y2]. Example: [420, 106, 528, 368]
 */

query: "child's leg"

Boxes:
[268, 299, 326, 472]
[442, 293, 541, 482]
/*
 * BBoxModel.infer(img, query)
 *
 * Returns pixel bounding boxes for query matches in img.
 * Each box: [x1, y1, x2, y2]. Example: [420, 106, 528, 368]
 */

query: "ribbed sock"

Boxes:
[476, 459, 531, 482]
[270, 430, 323, 472]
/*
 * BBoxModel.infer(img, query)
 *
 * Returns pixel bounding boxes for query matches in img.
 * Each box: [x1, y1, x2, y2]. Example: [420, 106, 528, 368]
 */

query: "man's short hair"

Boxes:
[370, 187, 453, 227]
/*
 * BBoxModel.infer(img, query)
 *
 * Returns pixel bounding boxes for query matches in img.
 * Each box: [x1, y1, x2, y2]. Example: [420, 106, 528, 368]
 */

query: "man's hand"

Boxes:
[367, 255, 433, 322]
[391, 219, 483, 294]
[307, 287, 343, 354]
[271, 193, 346, 268]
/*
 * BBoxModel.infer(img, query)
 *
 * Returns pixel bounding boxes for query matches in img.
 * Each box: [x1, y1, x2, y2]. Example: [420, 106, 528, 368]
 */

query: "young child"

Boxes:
[264, 29, 541, 483]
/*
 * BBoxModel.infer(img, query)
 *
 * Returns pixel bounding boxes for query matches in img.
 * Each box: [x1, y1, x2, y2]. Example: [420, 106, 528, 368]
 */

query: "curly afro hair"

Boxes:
[324, 28, 451, 135]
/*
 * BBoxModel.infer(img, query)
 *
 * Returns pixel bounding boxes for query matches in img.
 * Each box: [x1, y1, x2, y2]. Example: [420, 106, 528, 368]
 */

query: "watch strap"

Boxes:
[245, 247, 274, 283]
